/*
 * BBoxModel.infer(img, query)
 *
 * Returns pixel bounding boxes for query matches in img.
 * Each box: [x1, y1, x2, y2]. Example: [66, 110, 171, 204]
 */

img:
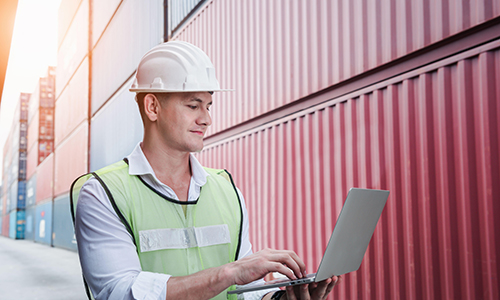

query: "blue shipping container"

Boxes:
[16, 210, 25, 239]
[24, 206, 35, 241]
[35, 201, 52, 245]
[8, 210, 24, 239]
[18, 152, 27, 180]
[52, 194, 77, 250]
[17, 181, 26, 209]
[26, 174, 36, 207]
[9, 211, 16, 238]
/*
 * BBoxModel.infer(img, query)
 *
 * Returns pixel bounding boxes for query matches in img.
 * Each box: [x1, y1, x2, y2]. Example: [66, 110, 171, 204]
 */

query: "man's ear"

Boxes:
[143, 93, 159, 122]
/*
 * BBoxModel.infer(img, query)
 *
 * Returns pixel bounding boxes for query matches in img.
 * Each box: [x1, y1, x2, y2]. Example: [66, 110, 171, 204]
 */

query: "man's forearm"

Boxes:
[165, 264, 234, 300]
[165, 248, 307, 300]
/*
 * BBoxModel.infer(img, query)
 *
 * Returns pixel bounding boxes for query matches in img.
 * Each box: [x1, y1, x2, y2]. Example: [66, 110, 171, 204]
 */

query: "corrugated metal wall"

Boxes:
[168, 0, 205, 35]
[174, 0, 500, 136]
[90, 0, 163, 115]
[197, 41, 500, 299]
[89, 78, 143, 171]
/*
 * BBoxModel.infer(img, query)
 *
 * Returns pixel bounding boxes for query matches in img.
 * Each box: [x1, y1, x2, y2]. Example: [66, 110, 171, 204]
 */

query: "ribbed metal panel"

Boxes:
[56, 0, 88, 100]
[173, 0, 500, 136]
[1, 194, 6, 218]
[26, 147, 37, 181]
[34, 201, 53, 246]
[8, 181, 18, 213]
[91, 0, 122, 47]
[91, 0, 163, 115]
[52, 194, 77, 251]
[36, 153, 54, 204]
[55, 57, 89, 147]
[57, 0, 84, 48]
[1, 214, 8, 237]
[28, 83, 40, 125]
[24, 206, 35, 241]
[26, 174, 36, 208]
[169, 0, 204, 34]
[0, 194, 4, 217]
[197, 43, 500, 299]
[54, 122, 88, 197]
[89, 78, 143, 171]
[27, 112, 39, 155]
[9, 210, 25, 239]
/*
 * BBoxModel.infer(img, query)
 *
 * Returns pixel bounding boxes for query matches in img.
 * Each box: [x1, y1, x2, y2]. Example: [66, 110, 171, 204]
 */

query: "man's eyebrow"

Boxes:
[186, 98, 212, 105]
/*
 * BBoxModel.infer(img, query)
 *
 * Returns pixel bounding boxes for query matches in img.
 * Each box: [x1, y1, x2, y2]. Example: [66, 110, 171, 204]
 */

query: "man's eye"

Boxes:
[188, 105, 197, 109]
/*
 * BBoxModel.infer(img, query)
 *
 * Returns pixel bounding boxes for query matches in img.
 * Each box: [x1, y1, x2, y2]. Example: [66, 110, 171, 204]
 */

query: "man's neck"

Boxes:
[140, 141, 192, 189]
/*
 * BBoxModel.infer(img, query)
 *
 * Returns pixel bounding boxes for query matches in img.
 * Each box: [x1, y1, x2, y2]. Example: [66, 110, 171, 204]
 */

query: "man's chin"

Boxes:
[190, 144, 204, 153]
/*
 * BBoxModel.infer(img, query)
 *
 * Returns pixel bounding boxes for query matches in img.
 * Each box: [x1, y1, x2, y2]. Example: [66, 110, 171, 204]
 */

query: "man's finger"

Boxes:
[300, 284, 310, 300]
[322, 278, 336, 299]
[310, 278, 330, 299]
[268, 250, 306, 279]
[286, 286, 297, 300]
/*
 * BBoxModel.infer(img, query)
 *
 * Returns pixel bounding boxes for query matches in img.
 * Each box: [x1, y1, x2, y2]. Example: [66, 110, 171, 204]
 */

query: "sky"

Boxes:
[0, 0, 61, 180]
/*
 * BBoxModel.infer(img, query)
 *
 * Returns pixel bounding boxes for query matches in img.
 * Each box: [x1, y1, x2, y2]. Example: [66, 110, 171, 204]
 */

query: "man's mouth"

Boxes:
[190, 130, 204, 136]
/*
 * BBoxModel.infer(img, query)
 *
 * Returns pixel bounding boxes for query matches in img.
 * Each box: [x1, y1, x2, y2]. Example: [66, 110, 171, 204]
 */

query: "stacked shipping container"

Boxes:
[23, 68, 56, 243]
[51, 0, 90, 250]
[175, 1, 500, 299]
[0, 1, 498, 299]
[0, 93, 29, 239]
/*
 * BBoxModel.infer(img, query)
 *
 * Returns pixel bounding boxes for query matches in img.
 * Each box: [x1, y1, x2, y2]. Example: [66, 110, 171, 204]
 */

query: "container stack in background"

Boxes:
[51, 0, 91, 251]
[0, 68, 56, 242]
[0, 93, 29, 239]
[25, 67, 56, 246]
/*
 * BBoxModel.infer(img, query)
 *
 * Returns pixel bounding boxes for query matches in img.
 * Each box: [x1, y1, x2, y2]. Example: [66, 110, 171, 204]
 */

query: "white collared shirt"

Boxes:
[75, 143, 273, 300]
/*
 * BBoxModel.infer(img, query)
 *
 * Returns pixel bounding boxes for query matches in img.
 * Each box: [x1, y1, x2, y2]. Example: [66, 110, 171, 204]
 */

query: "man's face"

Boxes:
[156, 92, 213, 153]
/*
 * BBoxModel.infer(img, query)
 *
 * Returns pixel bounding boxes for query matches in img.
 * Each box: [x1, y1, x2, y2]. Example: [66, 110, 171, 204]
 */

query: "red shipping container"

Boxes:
[36, 153, 54, 203]
[175, 0, 500, 137]
[39, 108, 54, 140]
[197, 42, 500, 300]
[1, 214, 9, 237]
[38, 140, 54, 164]
[54, 122, 88, 197]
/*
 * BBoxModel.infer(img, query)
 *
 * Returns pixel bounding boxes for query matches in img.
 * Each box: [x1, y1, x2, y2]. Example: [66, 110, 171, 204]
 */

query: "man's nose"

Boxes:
[198, 108, 212, 126]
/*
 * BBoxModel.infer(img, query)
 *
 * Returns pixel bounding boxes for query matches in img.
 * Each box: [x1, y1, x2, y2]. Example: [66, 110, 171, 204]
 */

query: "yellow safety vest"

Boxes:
[71, 160, 243, 300]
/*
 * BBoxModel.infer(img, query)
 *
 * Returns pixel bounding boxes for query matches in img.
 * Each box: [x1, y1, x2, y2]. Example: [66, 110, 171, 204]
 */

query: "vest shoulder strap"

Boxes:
[69, 160, 135, 245]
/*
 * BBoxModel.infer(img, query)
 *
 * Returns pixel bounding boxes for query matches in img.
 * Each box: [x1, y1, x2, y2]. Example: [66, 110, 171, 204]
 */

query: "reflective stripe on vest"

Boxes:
[139, 224, 231, 252]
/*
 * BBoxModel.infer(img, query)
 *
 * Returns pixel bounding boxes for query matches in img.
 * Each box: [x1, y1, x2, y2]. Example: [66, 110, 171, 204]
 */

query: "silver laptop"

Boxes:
[228, 188, 389, 294]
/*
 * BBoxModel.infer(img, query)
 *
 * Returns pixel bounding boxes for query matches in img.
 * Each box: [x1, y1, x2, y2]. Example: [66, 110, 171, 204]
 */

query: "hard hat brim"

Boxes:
[129, 88, 234, 93]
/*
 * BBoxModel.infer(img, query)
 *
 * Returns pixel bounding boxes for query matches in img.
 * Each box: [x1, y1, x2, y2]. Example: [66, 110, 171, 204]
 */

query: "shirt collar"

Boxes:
[126, 142, 208, 186]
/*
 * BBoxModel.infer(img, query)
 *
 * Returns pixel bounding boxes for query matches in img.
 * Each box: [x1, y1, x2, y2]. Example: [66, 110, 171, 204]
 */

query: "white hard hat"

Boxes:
[129, 41, 231, 93]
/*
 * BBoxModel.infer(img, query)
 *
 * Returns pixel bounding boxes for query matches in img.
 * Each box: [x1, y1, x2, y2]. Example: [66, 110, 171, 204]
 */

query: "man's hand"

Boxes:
[226, 248, 307, 286]
[283, 276, 342, 300]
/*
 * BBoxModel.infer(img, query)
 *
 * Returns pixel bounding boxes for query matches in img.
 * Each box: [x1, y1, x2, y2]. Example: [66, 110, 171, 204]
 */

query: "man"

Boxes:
[72, 41, 341, 300]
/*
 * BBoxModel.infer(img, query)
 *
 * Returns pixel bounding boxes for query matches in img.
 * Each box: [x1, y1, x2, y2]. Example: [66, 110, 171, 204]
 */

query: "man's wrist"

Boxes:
[217, 263, 235, 287]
